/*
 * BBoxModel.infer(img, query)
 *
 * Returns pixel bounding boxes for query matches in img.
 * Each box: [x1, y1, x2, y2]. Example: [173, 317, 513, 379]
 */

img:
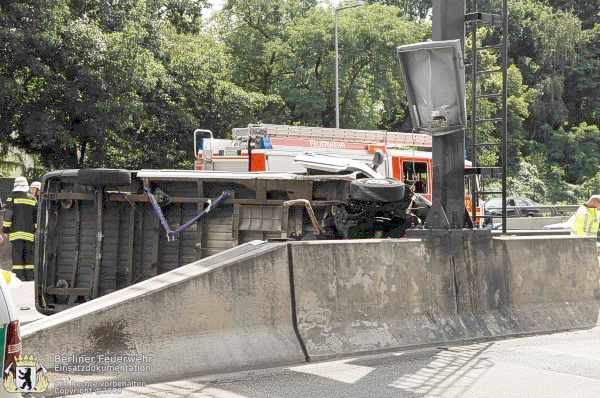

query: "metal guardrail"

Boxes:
[484, 205, 579, 218]
[490, 229, 570, 236]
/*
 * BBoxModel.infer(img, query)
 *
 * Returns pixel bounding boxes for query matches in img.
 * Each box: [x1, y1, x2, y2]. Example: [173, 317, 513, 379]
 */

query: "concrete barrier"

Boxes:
[506, 216, 566, 230]
[21, 234, 600, 390]
[22, 242, 305, 387]
[452, 234, 600, 341]
[290, 238, 461, 359]
[290, 233, 600, 360]
[492, 236, 600, 331]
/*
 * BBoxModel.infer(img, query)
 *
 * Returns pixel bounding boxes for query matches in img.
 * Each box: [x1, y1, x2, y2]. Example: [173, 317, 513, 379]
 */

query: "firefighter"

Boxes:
[29, 181, 41, 199]
[570, 195, 600, 239]
[2, 177, 37, 281]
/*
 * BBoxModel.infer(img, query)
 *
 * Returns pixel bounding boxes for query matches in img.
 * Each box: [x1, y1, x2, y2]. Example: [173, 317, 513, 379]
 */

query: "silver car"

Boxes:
[543, 214, 575, 230]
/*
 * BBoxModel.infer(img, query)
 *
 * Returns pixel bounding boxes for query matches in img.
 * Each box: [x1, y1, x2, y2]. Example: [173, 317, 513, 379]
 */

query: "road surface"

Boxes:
[11, 279, 46, 325]
[88, 326, 600, 398]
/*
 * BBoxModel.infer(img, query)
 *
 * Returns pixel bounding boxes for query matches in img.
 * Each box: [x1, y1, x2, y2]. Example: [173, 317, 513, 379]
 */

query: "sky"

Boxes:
[208, 0, 224, 13]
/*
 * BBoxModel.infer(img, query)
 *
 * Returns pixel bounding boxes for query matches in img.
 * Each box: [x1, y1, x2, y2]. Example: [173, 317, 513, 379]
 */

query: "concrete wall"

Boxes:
[22, 234, 600, 391]
[22, 242, 305, 387]
[494, 236, 600, 331]
[290, 233, 600, 359]
[506, 216, 566, 230]
[290, 239, 460, 359]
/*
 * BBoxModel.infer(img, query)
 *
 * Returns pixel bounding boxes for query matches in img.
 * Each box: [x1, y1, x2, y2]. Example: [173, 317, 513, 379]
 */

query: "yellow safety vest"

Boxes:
[570, 205, 599, 237]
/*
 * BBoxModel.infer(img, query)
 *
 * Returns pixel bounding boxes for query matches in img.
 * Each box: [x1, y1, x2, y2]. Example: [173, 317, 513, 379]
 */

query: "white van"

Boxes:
[0, 272, 22, 397]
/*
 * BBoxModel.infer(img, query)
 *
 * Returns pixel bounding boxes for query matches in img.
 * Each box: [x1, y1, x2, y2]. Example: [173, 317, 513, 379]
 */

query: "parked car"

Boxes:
[543, 214, 575, 230]
[484, 197, 541, 217]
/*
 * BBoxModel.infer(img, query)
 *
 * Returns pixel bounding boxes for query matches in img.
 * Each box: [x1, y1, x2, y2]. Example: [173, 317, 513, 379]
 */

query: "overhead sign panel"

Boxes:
[397, 40, 467, 136]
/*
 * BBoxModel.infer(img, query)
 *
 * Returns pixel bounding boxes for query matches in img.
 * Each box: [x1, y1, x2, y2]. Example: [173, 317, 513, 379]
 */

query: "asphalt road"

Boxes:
[11, 279, 46, 325]
[94, 326, 600, 398]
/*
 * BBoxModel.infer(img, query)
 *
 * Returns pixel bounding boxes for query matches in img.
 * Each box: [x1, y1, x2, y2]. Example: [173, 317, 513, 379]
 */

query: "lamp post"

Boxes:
[335, 1, 365, 129]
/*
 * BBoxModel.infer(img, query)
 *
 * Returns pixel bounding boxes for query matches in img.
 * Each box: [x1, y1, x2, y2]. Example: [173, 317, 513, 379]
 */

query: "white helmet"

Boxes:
[13, 176, 28, 188]
[30, 181, 41, 190]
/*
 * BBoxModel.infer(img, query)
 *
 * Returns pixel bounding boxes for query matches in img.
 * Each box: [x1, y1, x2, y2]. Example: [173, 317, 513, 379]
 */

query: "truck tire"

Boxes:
[75, 169, 131, 187]
[350, 178, 405, 203]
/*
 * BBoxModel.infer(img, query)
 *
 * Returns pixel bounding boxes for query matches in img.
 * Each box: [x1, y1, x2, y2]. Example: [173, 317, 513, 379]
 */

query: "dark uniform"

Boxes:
[2, 191, 37, 280]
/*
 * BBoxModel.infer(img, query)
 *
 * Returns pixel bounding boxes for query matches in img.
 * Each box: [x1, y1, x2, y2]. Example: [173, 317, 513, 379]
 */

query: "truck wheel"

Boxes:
[350, 178, 405, 203]
[75, 169, 131, 187]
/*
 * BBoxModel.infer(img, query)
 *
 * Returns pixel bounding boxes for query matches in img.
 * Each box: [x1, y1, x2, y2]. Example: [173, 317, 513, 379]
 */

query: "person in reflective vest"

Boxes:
[570, 195, 600, 239]
[2, 177, 37, 280]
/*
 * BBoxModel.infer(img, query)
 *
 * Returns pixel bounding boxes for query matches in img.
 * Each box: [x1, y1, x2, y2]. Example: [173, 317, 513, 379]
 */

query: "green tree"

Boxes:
[544, 122, 600, 184]
[564, 24, 600, 126]
[0, 0, 68, 154]
[1, 0, 598, 203]
[104, 28, 281, 169]
[547, 0, 599, 29]
[218, 0, 318, 94]
[578, 172, 600, 200]
[363, 0, 431, 19]
[221, 2, 429, 129]
[2, 0, 279, 169]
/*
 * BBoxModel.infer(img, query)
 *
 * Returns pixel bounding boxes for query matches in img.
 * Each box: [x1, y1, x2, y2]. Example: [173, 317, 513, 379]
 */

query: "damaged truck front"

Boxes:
[35, 162, 430, 314]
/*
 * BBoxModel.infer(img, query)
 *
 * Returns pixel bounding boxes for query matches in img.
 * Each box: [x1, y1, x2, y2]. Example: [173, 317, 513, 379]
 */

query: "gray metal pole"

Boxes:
[334, 2, 364, 129]
[470, 20, 478, 226]
[335, 10, 340, 129]
[501, 0, 508, 234]
[429, 0, 466, 229]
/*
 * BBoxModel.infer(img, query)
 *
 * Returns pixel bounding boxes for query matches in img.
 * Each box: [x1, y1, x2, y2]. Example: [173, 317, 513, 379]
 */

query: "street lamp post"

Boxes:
[335, 1, 365, 129]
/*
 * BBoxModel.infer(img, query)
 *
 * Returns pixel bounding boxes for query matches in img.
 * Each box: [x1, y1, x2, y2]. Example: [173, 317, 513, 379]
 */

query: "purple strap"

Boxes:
[145, 188, 172, 236]
[145, 189, 231, 241]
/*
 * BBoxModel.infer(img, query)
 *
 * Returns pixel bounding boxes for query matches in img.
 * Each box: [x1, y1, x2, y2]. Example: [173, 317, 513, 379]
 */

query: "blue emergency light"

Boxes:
[259, 136, 273, 149]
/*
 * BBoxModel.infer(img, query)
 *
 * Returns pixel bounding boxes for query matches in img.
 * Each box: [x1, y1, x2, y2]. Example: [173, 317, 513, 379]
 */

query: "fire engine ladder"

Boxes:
[465, 0, 509, 233]
[239, 124, 433, 148]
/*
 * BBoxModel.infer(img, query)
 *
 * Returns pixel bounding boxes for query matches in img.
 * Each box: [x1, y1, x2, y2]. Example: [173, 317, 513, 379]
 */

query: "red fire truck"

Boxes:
[193, 124, 481, 217]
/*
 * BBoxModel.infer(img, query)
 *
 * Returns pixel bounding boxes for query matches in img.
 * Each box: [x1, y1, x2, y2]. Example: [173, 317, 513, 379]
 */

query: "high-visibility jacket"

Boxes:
[570, 205, 599, 237]
[2, 191, 37, 242]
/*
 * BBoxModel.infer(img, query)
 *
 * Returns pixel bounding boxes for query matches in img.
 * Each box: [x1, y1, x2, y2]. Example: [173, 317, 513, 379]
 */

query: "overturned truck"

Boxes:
[35, 159, 430, 313]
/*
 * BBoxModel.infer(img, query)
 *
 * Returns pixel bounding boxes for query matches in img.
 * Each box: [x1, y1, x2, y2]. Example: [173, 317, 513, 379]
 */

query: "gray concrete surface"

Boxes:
[74, 326, 600, 398]
[20, 236, 600, 396]
[291, 234, 600, 359]
[11, 280, 46, 325]
[22, 242, 306, 388]
[505, 216, 566, 230]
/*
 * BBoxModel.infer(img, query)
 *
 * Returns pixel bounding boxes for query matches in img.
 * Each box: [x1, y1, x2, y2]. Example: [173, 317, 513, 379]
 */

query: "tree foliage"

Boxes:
[267, 4, 429, 129]
[0, 0, 597, 202]
[363, 0, 431, 19]
[0, 0, 277, 169]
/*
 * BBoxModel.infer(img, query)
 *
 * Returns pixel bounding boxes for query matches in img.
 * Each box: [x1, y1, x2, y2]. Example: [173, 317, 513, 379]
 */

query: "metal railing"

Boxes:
[484, 205, 579, 218]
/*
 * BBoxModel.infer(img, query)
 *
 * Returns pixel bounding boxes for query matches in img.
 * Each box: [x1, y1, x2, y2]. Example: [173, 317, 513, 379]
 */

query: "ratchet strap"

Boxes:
[145, 188, 231, 241]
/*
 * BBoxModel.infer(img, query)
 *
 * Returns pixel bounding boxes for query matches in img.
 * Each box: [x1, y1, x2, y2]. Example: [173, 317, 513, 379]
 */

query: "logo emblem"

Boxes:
[4, 354, 48, 393]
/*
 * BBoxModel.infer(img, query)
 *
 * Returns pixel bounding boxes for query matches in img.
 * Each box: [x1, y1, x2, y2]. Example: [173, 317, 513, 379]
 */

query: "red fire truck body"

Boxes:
[193, 125, 480, 216]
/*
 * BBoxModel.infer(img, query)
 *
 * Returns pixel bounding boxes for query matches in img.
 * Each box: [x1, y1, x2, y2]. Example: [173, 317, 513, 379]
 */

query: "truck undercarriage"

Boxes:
[35, 165, 430, 314]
